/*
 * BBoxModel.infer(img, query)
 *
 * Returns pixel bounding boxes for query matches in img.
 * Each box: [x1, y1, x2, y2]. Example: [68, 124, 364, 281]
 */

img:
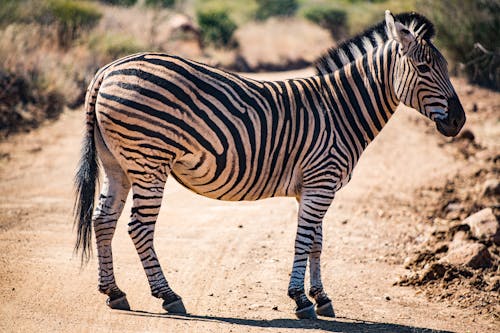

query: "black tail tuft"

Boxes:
[73, 128, 99, 263]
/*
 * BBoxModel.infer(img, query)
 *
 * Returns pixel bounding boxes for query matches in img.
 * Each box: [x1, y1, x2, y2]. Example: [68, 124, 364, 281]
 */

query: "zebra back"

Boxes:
[314, 12, 435, 75]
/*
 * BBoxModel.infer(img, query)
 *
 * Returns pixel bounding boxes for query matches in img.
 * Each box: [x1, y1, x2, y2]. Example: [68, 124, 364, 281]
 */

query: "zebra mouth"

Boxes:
[434, 96, 466, 137]
[436, 119, 461, 137]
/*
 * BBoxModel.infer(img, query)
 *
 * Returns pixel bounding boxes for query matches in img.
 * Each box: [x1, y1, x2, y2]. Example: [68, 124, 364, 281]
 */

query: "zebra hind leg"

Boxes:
[93, 134, 131, 310]
[128, 178, 186, 314]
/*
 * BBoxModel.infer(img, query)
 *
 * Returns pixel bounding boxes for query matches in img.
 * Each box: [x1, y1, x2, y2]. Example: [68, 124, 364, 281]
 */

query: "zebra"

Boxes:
[74, 10, 465, 319]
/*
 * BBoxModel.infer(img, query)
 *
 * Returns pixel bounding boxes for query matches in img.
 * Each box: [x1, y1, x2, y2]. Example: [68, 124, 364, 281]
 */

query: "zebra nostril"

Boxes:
[452, 119, 458, 127]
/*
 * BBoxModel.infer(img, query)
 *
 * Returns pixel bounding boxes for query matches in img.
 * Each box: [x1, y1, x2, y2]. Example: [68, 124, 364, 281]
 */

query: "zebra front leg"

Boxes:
[93, 139, 131, 310]
[309, 225, 335, 317]
[129, 181, 186, 314]
[288, 190, 334, 319]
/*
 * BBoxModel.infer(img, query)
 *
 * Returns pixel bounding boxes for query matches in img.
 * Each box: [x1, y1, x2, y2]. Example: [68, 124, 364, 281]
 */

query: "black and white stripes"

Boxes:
[315, 12, 435, 75]
[73, 10, 464, 319]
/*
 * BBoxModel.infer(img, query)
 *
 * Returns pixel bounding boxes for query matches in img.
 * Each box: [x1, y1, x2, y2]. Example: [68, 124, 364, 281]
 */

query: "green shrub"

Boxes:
[98, 0, 137, 6]
[47, 0, 102, 47]
[344, 0, 387, 2]
[144, 0, 175, 8]
[255, 0, 298, 21]
[0, 0, 102, 47]
[197, 9, 237, 48]
[0, 0, 21, 27]
[417, 0, 499, 90]
[303, 6, 347, 40]
[88, 33, 145, 60]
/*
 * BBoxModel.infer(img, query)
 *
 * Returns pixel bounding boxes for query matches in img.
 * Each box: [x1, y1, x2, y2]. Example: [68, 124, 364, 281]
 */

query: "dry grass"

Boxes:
[0, 24, 98, 106]
[234, 17, 333, 70]
[94, 4, 203, 57]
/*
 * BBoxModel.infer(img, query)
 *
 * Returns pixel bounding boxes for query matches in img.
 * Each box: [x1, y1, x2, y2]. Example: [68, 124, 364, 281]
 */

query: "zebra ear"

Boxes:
[385, 10, 416, 53]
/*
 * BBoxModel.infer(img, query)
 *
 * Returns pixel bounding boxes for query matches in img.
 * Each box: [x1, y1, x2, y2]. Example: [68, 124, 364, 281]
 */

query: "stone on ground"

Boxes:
[440, 240, 492, 269]
[463, 208, 499, 245]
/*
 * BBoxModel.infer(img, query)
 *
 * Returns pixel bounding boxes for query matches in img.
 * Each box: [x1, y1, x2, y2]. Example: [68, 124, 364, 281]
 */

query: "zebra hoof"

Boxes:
[295, 303, 317, 320]
[106, 295, 130, 311]
[162, 298, 187, 314]
[316, 301, 335, 317]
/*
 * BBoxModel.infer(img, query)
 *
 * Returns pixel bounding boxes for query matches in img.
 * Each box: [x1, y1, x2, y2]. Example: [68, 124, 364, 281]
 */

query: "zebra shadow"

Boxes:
[118, 310, 454, 333]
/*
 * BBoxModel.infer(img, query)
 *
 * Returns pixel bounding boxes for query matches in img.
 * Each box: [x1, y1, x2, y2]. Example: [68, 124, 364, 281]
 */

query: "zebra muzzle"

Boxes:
[435, 95, 466, 137]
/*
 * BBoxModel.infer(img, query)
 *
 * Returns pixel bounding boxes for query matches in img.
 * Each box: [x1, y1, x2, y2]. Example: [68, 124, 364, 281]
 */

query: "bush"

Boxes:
[0, 69, 65, 136]
[197, 9, 237, 48]
[0, 0, 21, 27]
[417, 0, 499, 90]
[303, 6, 347, 40]
[255, 0, 298, 21]
[0, 0, 102, 47]
[88, 33, 145, 60]
[99, 0, 137, 6]
[47, 0, 102, 47]
[144, 0, 175, 8]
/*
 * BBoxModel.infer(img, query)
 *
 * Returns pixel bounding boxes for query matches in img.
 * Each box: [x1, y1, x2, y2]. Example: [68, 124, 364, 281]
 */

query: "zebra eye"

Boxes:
[416, 64, 430, 73]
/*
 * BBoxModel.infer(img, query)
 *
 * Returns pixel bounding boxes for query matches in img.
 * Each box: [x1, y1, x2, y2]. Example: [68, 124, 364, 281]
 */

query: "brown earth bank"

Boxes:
[0, 70, 498, 332]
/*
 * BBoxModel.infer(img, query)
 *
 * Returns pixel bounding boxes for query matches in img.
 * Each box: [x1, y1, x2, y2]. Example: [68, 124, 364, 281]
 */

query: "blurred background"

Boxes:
[0, 0, 498, 135]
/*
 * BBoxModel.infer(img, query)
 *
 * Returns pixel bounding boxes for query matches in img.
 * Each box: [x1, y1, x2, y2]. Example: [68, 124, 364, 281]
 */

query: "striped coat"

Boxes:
[74, 11, 465, 319]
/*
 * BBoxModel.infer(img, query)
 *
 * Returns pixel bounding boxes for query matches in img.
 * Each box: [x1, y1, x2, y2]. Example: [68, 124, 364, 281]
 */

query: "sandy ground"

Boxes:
[0, 69, 498, 332]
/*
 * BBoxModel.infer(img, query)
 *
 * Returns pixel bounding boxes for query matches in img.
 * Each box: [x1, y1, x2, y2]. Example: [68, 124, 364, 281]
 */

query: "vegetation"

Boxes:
[194, 0, 257, 24]
[0, 0, 102, 47]
[299, 0, 416, 36]
[255, 0, 298, 20]
[197, 8, 238, 48]
[0, 69, 64, 136]
[98, 0, 137, 6]
[417, 0, 499, 90]
[88, 33, 145, 60]
[144, 0, 176, 8]
[47, 0, 103, 47]
[0, 0, 102, 135]
[303, 6, 347, 40]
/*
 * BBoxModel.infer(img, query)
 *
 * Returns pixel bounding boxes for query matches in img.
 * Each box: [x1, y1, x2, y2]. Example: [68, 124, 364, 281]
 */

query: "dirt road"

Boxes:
[0, 70, 497, 332]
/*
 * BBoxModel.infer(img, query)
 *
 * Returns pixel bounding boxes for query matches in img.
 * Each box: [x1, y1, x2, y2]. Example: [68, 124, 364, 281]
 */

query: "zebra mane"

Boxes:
[314, 12, 435, 75]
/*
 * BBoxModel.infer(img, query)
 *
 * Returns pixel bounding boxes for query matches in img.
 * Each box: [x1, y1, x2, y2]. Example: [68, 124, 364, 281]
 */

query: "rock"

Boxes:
[448, 222, 470, 239]
[463, 208, 500, 245]
[419, 263, 447, 283]
[444, 202, 463, 213]
[403, 250, 435, 269]
[444, 202, 463, 220]
[486, 276, 500, 292]
[169, 14, 200, 35]
[452, 230, 469, 242]
[440, 241, 492, 269]
[482, 179, 500, 197]
[432, 242, 449, 254]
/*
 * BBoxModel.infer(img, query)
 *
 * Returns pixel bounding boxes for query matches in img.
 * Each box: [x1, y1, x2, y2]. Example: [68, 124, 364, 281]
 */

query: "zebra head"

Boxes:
[385, 10, 466, 137]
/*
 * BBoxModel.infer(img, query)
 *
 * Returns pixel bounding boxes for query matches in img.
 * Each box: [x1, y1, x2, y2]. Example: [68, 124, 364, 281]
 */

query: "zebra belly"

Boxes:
[170, 149, 300, 201]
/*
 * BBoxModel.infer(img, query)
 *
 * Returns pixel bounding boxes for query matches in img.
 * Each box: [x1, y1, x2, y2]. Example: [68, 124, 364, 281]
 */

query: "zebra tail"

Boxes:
[73, 72, 103, 263]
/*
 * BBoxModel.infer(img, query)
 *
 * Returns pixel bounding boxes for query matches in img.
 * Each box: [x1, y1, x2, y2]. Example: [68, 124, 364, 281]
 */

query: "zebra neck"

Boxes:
[319, 42, 400, 149]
